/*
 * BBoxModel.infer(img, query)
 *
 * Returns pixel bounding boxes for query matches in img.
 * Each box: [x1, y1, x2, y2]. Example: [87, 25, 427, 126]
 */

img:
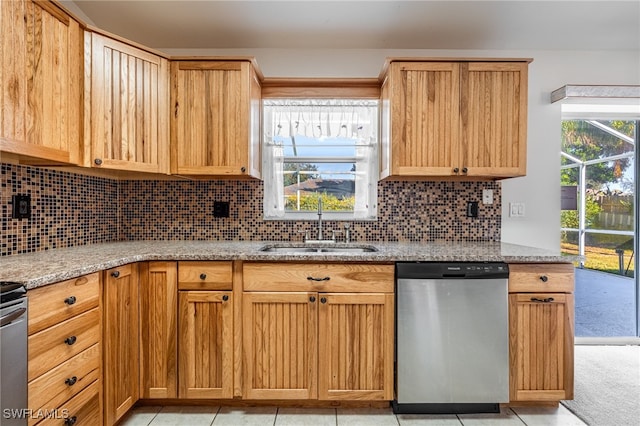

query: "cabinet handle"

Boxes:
[174, 101, 179, 118]
[200, 273, 207, 280]
[530, 297, 555, 303]
[222, 295, 229, 301]
[64, 336, 77, 346]
[539, 275, 549, 282]
[64, 296, 76, 305]
[111, 270, 120, 278]
[320, 297, 327, 304]
[309, 296, 316, 303]
[241, 166, 246, 173]
[94, 158, 102, 166]
[65, 376, 78, 386]
[453, 167, 459, 173]
[462, 167, 468, 173]
[64, 416, 77, 426]
[307, 276, 330, 282]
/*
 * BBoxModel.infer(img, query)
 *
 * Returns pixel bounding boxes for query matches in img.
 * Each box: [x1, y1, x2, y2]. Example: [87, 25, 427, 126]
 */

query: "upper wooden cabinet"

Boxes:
[1, 0, 82, 164]
[380, 59, 530, 179]
[85, 32, 170, 173]
[170, 60, 262, 178]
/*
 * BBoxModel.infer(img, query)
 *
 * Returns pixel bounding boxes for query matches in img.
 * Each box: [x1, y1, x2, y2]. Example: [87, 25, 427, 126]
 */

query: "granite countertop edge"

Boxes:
[0, 240, 579, 290]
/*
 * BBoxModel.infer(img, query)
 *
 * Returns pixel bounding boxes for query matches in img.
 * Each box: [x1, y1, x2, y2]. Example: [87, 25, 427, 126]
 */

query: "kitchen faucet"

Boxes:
[302, 196, 338, 243]
[317, 196, 323, 241]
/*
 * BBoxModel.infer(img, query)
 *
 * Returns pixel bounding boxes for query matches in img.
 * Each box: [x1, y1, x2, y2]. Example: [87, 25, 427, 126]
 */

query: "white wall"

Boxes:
[164, 47, 640, 251]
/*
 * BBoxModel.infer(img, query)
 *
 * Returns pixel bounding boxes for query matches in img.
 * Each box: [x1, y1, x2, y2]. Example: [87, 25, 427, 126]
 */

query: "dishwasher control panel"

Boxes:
[396, 262, 509, 279]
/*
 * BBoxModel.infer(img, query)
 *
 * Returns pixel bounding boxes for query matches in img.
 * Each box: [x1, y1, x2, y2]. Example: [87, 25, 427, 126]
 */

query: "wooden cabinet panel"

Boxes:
[509, 263, 575, 293]
[139, 262, 177, 399]
[103, 264, 139, 425]
[87, 32, 169, 173]
[509, 293, 574, 402]
[243, 292, 317, 400]
[170, 60, 261, 177]
[28, 344, 100, 422]
[318, 293, 394, 400]
[178, 291, 233, 399]
[28, 308, 100, 381]
[462, 62, 528, 177]
[178, 261, 233, 291]
[243, 262, 394, 292]
[28, 273, 100, 335]
[1, 0, 82, 164]
[380, 59, 529, 179]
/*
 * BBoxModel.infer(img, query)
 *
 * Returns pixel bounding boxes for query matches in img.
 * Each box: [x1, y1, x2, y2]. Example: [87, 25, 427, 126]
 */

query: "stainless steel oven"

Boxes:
[1, 282, 28, 426]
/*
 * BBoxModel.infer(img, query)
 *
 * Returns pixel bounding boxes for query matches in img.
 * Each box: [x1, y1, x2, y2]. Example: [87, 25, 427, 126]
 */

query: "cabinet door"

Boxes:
[461, 62, 528, 177]
[1, 0, 82, 164]
[509, 293, 574, 402]
[385, 62, 460, 177]
[171, 61, 260, 177]
[178, 291, 233, 399]
[318, 293, 394, 400]
[103, 264, 139, 425]
[243, 292, 317, 399]
[139, 262, 177, 399]
[88, 33, 169, 173]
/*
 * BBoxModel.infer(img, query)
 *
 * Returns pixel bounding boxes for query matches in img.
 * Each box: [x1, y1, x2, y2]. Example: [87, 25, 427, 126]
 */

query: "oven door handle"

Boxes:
[0, 307, 27, 327]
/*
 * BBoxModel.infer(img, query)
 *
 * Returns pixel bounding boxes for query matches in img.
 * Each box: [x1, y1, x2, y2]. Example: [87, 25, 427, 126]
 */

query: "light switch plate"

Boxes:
[509, 202, 525, 217]
[482, 189, 493, 205]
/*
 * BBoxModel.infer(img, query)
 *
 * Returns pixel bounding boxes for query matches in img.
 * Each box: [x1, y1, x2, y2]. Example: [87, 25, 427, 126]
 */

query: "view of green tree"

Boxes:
[285, 192, 354, 212]
[283, 163, 319, 187]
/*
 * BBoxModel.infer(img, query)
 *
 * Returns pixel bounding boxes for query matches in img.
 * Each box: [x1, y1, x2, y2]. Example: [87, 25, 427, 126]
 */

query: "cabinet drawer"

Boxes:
[178, 261, 233, 290]
[34, 379, 101, 426]
[29, 308, 100, 381]
[243, 263, 394, 292]
[28, 273, 100, 335]
[508, 263, 574, 293]
[28, 344, 100, 424]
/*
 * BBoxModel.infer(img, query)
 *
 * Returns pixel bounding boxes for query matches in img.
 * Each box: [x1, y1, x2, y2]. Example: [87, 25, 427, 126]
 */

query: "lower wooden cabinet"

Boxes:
[508, 263, 575, 402]
[178, 291, 234, 398]
[139, 262, 177, 399]
[103, 264, 139, 425]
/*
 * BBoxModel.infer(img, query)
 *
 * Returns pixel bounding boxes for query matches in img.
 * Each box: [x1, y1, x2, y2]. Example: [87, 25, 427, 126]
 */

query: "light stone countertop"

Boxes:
[0, 240, 578, 289]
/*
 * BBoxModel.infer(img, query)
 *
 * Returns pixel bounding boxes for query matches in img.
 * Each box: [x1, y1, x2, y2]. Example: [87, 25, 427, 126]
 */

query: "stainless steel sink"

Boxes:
[259, 245, 377, 253]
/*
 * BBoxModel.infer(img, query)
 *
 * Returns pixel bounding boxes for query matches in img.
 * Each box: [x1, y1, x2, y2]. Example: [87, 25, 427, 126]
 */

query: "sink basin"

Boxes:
[259, 245, 378, 254]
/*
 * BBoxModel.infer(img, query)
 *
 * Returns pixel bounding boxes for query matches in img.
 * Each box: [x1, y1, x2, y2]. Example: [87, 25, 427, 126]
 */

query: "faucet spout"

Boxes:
[317, 196, 323, 240]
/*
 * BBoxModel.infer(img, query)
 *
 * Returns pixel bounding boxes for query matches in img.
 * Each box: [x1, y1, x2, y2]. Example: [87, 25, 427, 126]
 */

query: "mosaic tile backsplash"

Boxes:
[1, 163, 501, 256]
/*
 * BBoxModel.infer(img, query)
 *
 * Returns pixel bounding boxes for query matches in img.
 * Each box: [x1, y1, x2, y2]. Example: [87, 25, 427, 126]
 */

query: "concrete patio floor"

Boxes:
[574, 267, 637, 337]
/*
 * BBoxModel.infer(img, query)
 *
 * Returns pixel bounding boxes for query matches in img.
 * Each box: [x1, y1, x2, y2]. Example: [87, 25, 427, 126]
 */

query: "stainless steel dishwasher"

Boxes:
[393, 262, 509, 414]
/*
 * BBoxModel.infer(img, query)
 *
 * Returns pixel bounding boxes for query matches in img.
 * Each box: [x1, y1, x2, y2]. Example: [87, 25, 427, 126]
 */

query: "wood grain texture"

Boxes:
[178, 291, 234, 399]
[243, 292, 318, 400]
[178, 261, 233, 290]
[232, 260, 244, 397]
[36, 379, 102, 426]
[28, 343, 100, 423]
[318, 293, 394, 400]
[28, 273, 100, 335]
[509, 293, 574, 402]
[508, 263, 575, 293]
[89, 33, 169, 173]
[103, 263, 139, 425]
[171, 60, 260, 177]
[139, 262, 177, 399]
[243, 263, 394, 292]
[28, 307, 100, 381]
[1, 0, 82, 164]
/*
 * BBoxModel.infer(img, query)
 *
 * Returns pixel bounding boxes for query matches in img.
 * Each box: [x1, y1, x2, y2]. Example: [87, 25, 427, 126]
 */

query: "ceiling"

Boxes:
[69, 1, 640, 51]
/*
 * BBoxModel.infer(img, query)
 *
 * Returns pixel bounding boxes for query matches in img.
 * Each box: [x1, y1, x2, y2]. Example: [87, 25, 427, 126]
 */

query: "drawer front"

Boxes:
[29, 308, 100, 381]
[28, 273, 100, 335]
[243, 263, 394, 292]
[33, 379, 101, 426]
[178, 261, 233, 290]
[508, 263, 574, 293]
[28, 344, 100, 421]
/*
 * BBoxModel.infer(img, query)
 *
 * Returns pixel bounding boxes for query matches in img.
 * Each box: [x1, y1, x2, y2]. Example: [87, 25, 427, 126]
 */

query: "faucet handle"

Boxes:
[343, 223, 352, 243]
[330, 229, 343, 242]
[297, 230, 310, 242]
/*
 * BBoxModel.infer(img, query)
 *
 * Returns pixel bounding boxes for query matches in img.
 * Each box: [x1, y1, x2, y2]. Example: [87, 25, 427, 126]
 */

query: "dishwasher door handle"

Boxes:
[0, 307, 27, 327]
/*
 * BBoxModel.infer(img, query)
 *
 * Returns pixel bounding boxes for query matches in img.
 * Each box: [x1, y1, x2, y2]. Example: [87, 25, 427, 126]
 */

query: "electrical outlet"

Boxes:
[482, 189, 493, 205]
[213, 201, 230, 218]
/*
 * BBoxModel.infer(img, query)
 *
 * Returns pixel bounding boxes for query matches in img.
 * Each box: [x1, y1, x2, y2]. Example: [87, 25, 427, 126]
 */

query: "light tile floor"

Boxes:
[120, 405, 586, 426]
